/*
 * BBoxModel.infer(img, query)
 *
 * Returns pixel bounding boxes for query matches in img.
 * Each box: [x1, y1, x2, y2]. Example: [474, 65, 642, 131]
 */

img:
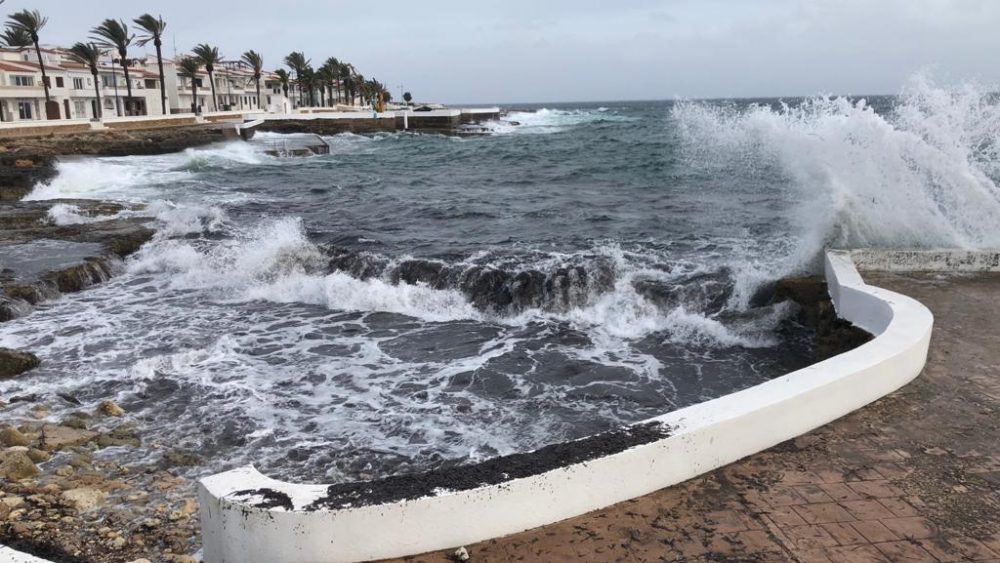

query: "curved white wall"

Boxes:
[198, 249, 934, 563]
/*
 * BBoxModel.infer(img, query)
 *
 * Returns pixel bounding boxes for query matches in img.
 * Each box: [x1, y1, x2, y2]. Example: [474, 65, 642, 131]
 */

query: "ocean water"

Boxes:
[2, 75, 999, 483]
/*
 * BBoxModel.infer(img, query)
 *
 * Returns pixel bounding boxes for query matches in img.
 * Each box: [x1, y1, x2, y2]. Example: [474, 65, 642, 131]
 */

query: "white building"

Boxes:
[0, 45, 305, 121]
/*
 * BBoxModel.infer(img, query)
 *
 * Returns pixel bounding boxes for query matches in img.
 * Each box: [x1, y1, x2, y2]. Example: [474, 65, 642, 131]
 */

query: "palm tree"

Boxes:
[176, 56, 202, 114]
[7, 10, 52, 109]
[68, 42, 104, 120]
[0, 26, 31, 48]
[134, 14, 167, 115]
[241, 50, 264, 111]
[323, 57, 340, 105]
[283, 52, 309, 107]
[192, 43, 222, 112]
[91, 19, 136, 115]
[339, 63, 354, 106]
[274, 68, 290, 102]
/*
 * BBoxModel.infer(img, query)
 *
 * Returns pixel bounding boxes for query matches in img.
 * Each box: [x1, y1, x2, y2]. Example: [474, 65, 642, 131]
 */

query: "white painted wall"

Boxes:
[198, 249, 935, 563]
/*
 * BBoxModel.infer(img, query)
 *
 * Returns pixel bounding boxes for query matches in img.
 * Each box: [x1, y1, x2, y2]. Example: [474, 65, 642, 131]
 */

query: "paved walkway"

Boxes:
[392, 272, 1000, 562]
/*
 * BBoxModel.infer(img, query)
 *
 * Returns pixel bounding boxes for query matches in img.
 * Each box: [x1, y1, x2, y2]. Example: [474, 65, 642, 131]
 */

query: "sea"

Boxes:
[2, 74, 999, 483]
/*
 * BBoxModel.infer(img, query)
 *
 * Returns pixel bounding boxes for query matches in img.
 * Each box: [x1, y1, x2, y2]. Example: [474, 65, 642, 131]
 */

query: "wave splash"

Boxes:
[673, 73, 1000, 279]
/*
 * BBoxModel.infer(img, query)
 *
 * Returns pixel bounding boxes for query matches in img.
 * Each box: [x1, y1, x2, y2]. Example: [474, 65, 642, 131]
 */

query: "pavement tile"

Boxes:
[881, 517, 940, 540]
[821, 523, 869, 546]
[784, 525, 840, 550]
[796, 484, 836, 504]
[874, 541, 939, 562]
[821, 482, 864, 502]
[793, 503, 856, 524]
[823, 544, 893, 562]
[840, 499, 897, 521]
[877, 497, 922, 518]
[850, 521, 900, 543]
[917, 536, 999, 561]
[847, 480, 905, 499]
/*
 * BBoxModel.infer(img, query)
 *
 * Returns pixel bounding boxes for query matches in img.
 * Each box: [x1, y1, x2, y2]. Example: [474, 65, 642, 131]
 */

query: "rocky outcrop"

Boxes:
[0, 348, 40, 379]
[0, 155, 57, 202]
[0, 125, 231, 158]
[773, 276, 873, 360]
[1, 199, 155, 323]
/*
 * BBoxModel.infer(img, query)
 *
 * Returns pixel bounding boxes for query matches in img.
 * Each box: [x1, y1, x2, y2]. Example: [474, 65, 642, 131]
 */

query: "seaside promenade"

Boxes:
[389, 272, 1000, 562]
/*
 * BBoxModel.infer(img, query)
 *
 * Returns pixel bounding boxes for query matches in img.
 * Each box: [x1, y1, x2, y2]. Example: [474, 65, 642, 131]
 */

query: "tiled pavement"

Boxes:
[389, 272, 1000, 562]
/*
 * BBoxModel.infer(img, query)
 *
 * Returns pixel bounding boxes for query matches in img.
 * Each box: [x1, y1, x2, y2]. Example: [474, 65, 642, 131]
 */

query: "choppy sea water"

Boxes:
[2, 74, 999, 483]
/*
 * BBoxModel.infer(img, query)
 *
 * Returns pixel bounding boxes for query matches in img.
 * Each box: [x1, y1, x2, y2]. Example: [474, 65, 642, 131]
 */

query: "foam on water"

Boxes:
[10, 75, 995, 482]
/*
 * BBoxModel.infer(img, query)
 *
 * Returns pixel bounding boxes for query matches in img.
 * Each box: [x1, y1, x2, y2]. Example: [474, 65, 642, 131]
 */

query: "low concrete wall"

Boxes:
[103, 116, 198, 131]
[850, 248, 1000, 272]
[0, 120, 93, 140]
[198, 249, 934, 562]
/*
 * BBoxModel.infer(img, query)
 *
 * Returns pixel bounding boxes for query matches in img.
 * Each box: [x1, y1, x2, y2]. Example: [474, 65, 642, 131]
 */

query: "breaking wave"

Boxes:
[673, 73, 1000, 282]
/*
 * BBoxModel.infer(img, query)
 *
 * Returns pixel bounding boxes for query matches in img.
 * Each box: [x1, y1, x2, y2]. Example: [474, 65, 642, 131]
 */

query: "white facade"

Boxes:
[0, 46, 293, 121]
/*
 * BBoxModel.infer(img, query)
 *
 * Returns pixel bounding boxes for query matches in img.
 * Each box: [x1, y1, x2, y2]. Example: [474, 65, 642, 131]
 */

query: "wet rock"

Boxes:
[0, 448, 39, 480]
[61, 416, 89, 430]
[161, 449, 202, 468]
[97, 400, 125, 417]
[0, 426, 29, 447]
[61, 487, 106, 512]
[97, 423, 140, 448]
[25, 448, 49, 463]
[0, 347, 40, 378]
[40, 424, 98, 451]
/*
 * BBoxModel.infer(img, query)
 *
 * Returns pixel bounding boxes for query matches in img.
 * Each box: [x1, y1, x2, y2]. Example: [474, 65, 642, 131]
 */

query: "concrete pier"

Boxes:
[251, 107, 502, 136]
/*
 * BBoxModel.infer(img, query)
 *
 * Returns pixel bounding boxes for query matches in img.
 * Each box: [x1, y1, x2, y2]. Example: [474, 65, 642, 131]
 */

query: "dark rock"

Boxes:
[0, 348, 40, 378]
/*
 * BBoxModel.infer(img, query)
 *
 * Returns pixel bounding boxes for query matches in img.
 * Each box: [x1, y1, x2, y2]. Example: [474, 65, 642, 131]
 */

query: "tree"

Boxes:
[0, 26, 31, 48]
[274, 68, 290, 100]
[7, 10, 52, 107]
[192, 44, 222, 112]
[323, 57, 340, 105]
[91, 19, 136, 116]
[176, 56, 202, 114]
[300, 65, 316, 107]
[134, 14, 167, 115]
[283, 51, 309, 107]
[68, 42, 104, 119]
[403, 91, 412, 104]
[241, 50, 264, 111]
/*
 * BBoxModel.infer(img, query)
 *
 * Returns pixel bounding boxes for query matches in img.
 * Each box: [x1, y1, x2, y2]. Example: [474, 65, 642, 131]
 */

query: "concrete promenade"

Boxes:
[389, 272, 1000, 562]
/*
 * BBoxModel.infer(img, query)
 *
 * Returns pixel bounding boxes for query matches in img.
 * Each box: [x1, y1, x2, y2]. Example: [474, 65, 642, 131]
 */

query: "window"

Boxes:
[195, 78, 203, 88]
[17, 100, 33, 119]
[12, 75, 34, 87]
[144, 79, 157, 89]
[55, 77, 64, 88]
[267, 95, 272, 105]
[73, 78, 85, 90]
[74, 99, 87, 117]
[102, 75, 114, 88]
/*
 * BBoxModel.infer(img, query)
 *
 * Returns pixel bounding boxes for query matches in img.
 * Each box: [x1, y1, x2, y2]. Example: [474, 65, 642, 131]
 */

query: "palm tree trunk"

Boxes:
[208, 71, 218, 112]
[121, 58, 134, 115]
[91, 71, 102, 119]
[154, 40, 167, 115]
[32, 40, 51, 106]
[255, 79, 261, 111]
[191, 83, 198, 114]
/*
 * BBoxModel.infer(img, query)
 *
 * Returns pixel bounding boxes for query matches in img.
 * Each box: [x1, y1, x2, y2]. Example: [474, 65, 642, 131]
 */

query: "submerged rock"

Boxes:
[0, 347, 40, 378]
[97, 400, 126, 418]
[0, 448, 39, 480]
[40, 425, 98, 451]
[61, 487, 106, 512]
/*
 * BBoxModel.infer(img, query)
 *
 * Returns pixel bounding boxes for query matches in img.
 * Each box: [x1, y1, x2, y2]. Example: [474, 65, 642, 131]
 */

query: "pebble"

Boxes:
[454, 546, 471, 561]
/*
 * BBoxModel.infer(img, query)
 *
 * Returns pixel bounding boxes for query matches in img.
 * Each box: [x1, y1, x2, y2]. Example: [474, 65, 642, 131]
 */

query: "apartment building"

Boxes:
[0, 45, 293, 121]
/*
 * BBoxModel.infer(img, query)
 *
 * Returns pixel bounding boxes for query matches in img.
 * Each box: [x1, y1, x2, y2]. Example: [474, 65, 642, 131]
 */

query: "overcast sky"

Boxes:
[8, 0, 1000, 103]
